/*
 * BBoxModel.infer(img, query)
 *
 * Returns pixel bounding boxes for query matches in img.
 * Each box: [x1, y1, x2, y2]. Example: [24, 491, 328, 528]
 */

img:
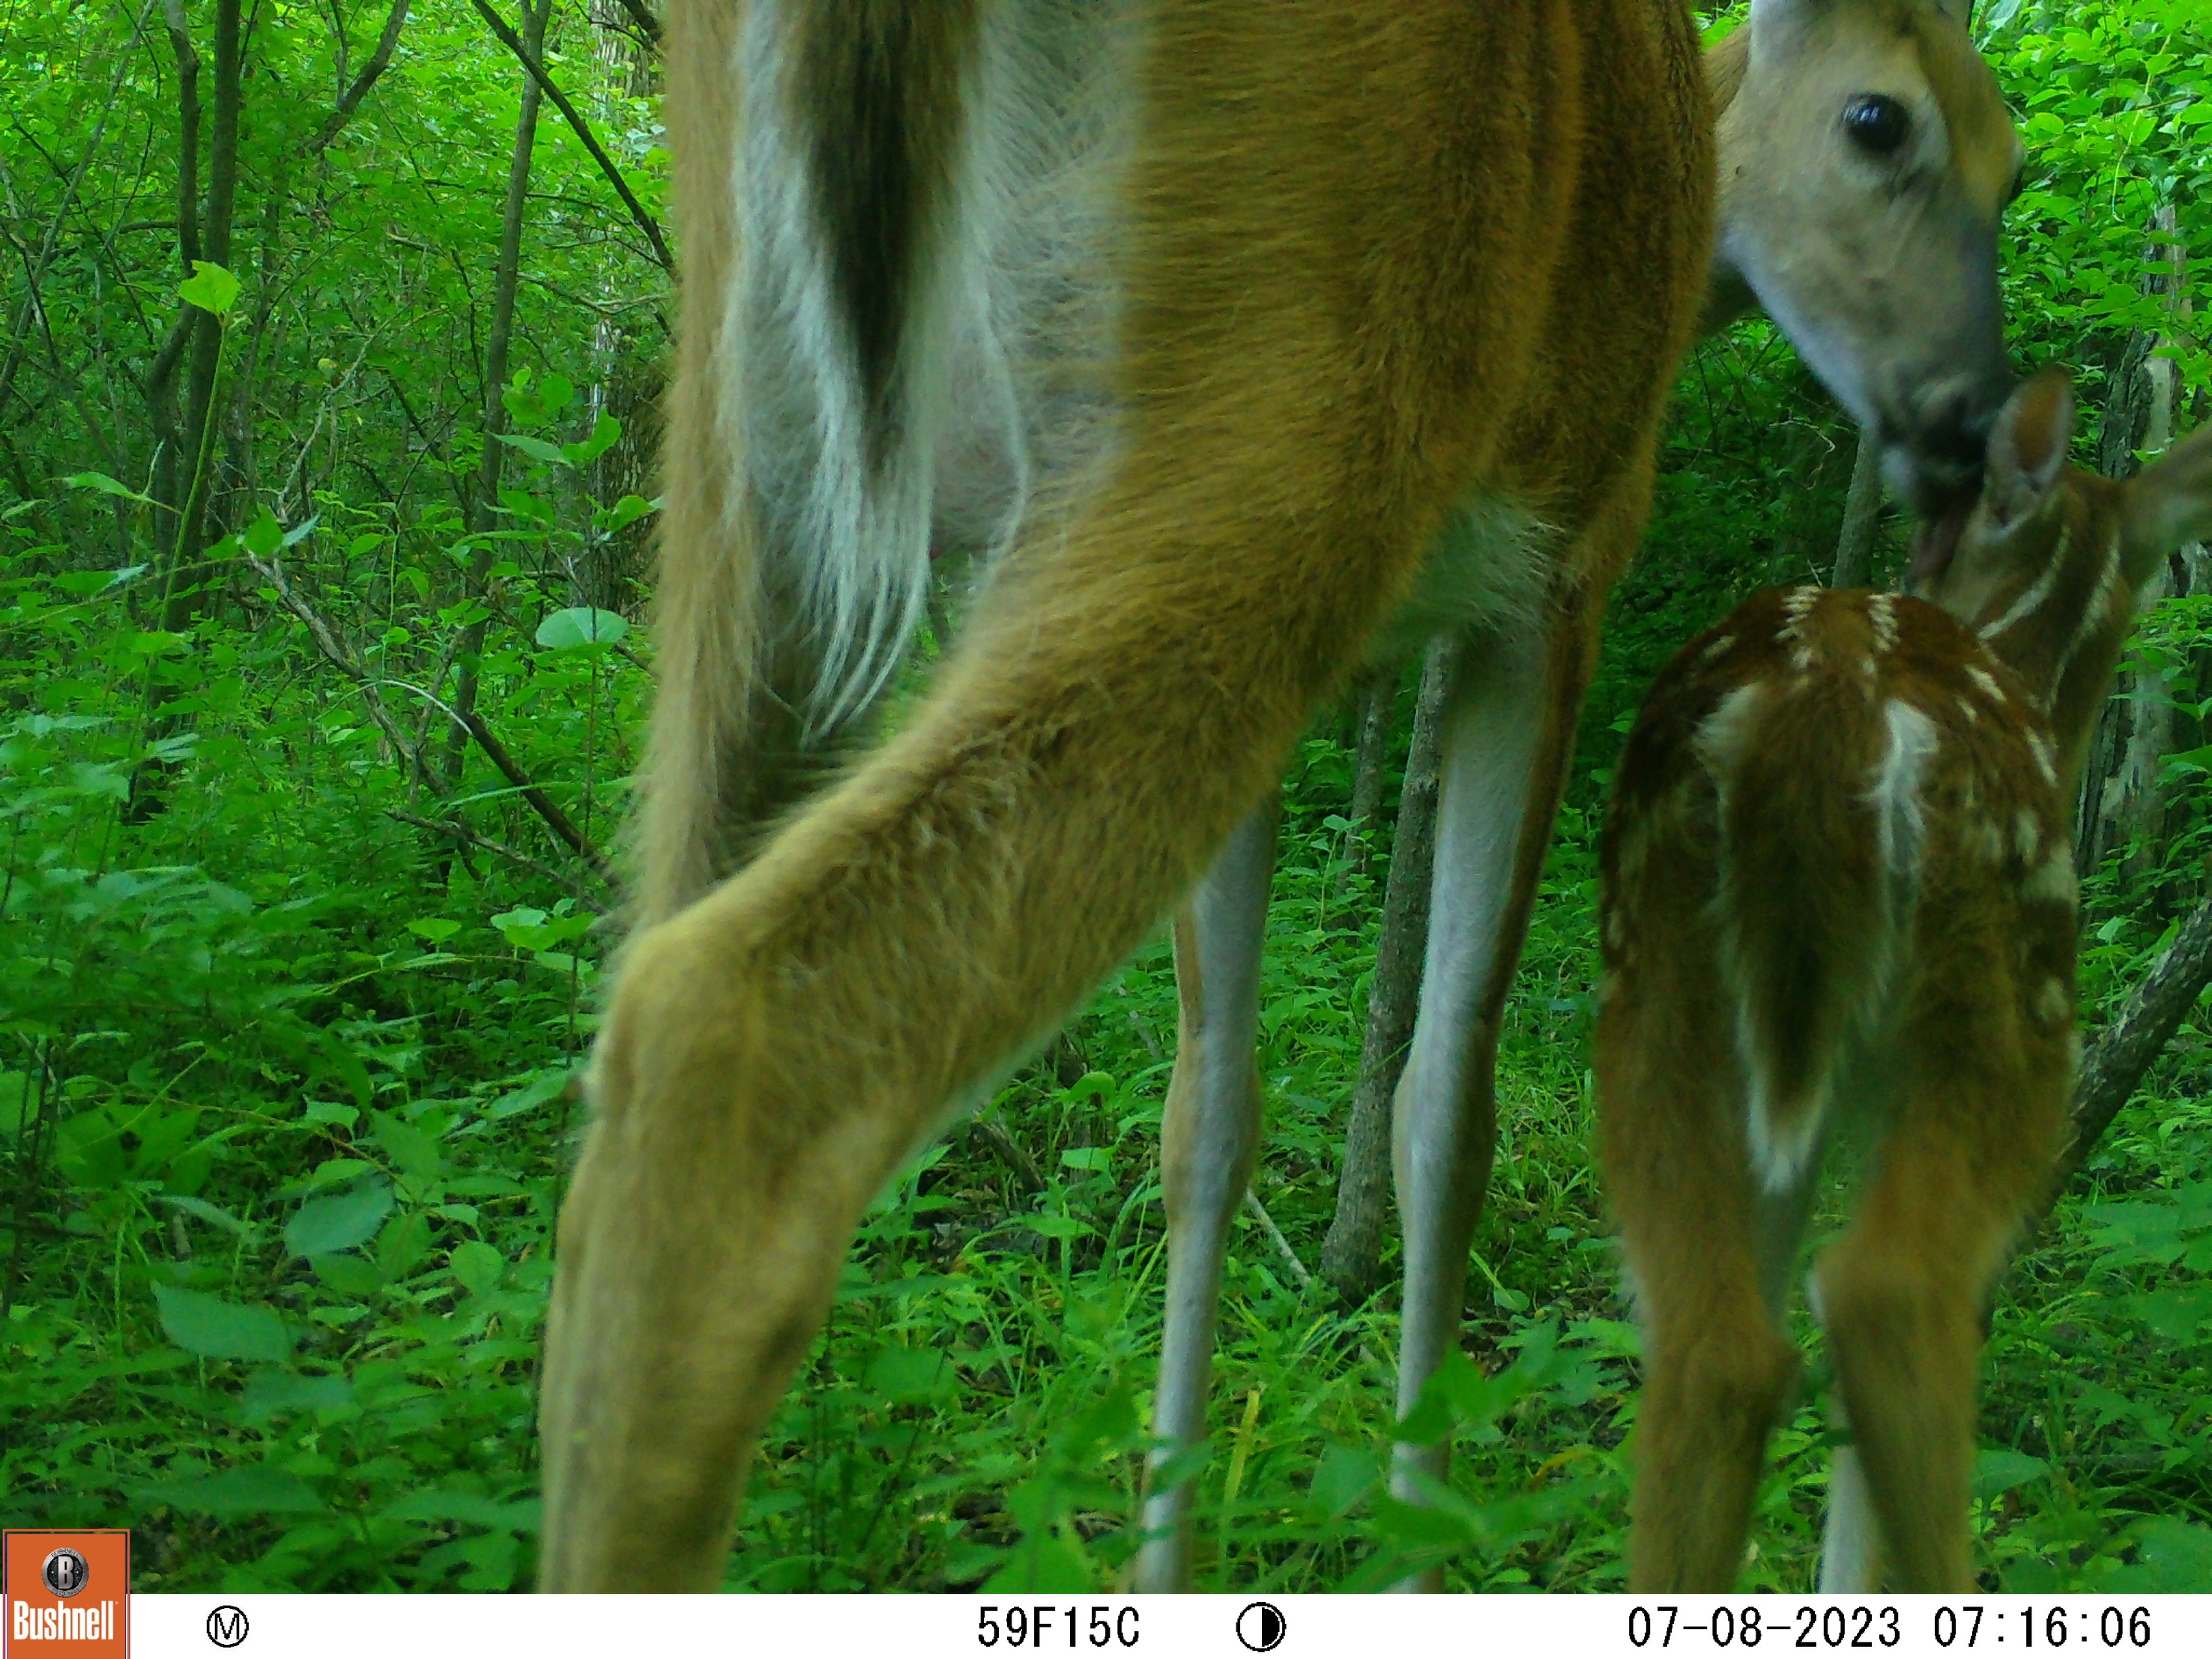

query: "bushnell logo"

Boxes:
[39, 1550, 88, 1600]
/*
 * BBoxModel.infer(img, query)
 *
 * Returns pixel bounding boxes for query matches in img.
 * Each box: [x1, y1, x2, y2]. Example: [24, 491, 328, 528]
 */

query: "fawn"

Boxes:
[1596, 369, 2212, 1591]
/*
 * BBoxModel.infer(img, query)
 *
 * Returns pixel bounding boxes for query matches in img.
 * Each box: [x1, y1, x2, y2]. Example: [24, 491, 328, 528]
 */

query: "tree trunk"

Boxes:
[1829, 428, 1884, 589]
[127, 0, 241, 825]
[1347, 668, 1395, 863]
[1320, 638, 1456, 1306]
[2038, 889, 2212, 1221]
[444, 0, 552, 784]
[145, 0, 203, 564]
[2077, 207, 2192, 882]
[160, 0, 241, 634]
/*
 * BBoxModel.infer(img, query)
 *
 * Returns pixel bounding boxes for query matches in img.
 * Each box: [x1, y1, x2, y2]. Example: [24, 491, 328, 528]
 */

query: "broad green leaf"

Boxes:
[1972, 1448, 2049, 1500]
[152, 1283, 294, 1362]
[311, 1254, 384, 1297]
[596, 493, 655, 534]
[488, 1068, 572, 1119]
[241, 508, 284, 557]
[865, 1344, 956, 1403]
[285, 1180, 395, 1257]
[449, 1239, 506, 1297]
[63, 471, 155, 504]
[562, 413, 620, 466]
[407, 918, 463, 944]
[495, 431, 570, 468]
[371, 1110, 445, 1182]
[178, 259, 241, 317]
[239, 1368, 355, 1424]
[136, 1464, 322, 1517]
[534, 605, 629, 650]
[376, 1209, 433, 1282]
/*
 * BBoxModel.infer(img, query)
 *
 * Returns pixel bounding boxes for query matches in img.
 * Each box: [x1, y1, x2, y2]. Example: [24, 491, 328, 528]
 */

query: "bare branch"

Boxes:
[385, 809, 606, 907]
[244, 547, 449, 796]
[1245, 1191, 1314, 1292]
[453, 706, 620, 887]
[467, 0, 672, 272]
[608, 0, 659, 48]
[2046, 892, 2212, 1211]
[311, 0, 410, 154]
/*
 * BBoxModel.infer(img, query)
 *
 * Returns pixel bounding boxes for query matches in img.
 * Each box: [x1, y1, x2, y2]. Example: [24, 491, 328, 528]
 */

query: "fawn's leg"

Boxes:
[1136, 795, 1281, 1592]
[1815, 987, 2068, 1592]
[1598, 858, 1800, 1592]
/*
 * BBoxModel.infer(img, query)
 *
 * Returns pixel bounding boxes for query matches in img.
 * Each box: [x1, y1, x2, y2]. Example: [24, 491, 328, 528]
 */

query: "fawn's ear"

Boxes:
[2122, 422, 2212, 587]
[1982, 368, 2073, 532]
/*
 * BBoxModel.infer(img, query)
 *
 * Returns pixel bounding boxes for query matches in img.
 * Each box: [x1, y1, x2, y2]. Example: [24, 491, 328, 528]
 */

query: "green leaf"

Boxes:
[136, 1464, 323, 1517]
[285, 1180, 395, 1257]
[1311, 1442, 1380, 1519]
[534, 606, 629, 650]
[562, 413, 621, 466]
[310, 1254, 384, 1297]
[152, 1283, 294, 1362]
[378, 1490, 537, 1531]
[178, 260, 241, 317]
[487, 1068, 572, 1119]
[495, 431, 571, 468]
[865, 1344, 956, 1403]
[407, 918, 463, 944]
[241, 508, 283, 557]
[1060, 1147, 1112, 1170]
[595, 493, 655, 535]
[63, 471, 155, 504]
[1972, 1448, 2050, 1500]
[376, 1209, 433, 1282]
[449, 1239, 505, 1297]
[239, 1370, 355, 1424]
[371, 1109, 445, 1182]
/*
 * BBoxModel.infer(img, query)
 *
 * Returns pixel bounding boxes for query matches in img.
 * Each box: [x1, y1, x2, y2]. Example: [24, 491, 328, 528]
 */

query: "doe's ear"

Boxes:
[2121, 422, 2212, 584]
[1983, 369, 2073, 531]
[1745, 0, 1820, 62]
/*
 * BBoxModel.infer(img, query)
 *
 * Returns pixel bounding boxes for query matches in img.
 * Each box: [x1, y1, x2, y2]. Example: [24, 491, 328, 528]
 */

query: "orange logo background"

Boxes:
[2, 1532, 127, 1659]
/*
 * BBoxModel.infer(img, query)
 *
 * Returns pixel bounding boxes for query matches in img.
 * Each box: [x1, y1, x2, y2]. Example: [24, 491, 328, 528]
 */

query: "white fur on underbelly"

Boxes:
[1366, 495, 1557, 663]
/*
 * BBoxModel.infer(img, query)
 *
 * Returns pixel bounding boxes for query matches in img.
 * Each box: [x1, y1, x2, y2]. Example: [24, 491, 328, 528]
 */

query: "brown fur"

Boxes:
[545, 0, 1711, 1591]
[1597, 374, 2212, 1590]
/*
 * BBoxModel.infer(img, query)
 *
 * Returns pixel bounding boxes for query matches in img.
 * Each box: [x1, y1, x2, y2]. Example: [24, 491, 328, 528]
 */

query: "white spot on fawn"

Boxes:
[2026, 728, 2058, 789]
[2014, 809, 2041, 862]
[1693, 683, 1768, 786]
[1868, 593, 1899, 655]
[1701, 633, 1738, 664]
[2022, 850, 2076, 907]
[1965, 665, 2007, 705]
[2037, 978, 2072, 1025]
[1870, 700, 1940, 878]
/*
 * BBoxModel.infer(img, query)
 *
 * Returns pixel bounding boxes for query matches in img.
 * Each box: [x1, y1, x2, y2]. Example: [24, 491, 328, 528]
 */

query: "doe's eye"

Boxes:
[1843, 93, 1911, 157]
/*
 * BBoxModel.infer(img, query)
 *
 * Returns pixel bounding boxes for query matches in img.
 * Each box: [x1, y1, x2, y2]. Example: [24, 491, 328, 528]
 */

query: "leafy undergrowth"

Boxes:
[5, 582, 2209, 1591]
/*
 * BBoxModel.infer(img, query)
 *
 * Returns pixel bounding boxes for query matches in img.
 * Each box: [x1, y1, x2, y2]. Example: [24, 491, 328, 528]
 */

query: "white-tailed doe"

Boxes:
[539, 0, 2019, 1589]
[1597, 369, 2212, 1591]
